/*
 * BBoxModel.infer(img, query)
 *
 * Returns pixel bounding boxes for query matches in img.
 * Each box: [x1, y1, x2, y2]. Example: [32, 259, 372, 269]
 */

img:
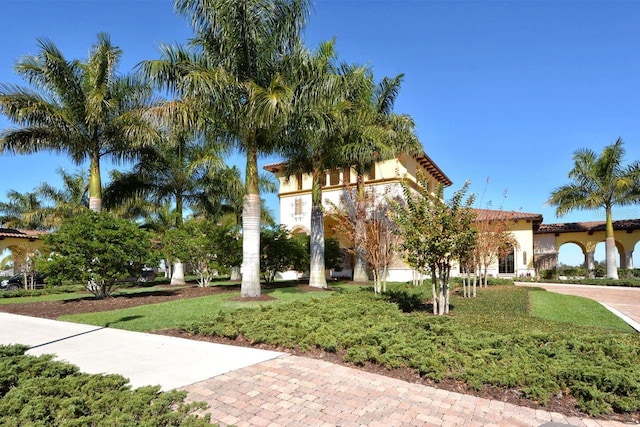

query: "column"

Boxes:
[624, 250, 633, 270]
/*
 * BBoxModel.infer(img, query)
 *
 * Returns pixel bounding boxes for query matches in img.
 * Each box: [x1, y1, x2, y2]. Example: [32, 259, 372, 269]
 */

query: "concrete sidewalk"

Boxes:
[0, 312, 283, 390]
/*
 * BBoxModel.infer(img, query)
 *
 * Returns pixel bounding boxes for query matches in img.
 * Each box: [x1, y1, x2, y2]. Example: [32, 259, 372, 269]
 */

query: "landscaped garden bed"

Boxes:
[1, 281, 638, 423]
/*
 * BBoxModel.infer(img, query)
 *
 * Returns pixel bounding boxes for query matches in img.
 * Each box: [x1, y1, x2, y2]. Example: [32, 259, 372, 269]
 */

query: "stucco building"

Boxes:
[266, 152, 640, 281]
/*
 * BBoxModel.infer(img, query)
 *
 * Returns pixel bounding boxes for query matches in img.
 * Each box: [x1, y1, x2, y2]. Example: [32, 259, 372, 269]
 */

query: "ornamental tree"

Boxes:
[394, 176, 476, 315]
[38, 211, 158, 298]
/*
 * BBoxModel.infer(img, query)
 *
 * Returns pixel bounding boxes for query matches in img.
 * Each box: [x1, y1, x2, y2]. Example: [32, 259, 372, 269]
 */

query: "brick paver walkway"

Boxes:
[184, 354, 625, 427]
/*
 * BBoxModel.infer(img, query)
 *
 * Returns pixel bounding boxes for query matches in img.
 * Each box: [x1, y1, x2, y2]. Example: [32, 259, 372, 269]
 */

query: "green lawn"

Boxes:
[529, 289, 631, 331]
[59, 284, 344, 331]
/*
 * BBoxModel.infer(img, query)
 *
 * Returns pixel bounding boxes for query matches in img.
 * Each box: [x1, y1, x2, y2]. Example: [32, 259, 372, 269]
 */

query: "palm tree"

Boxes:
[340, 73, 421, 282]
[280, 40, 361, 288]
[0, 33, 156, 212]
[36, 168, 89, 229]
[103, 128, 229, 284]
[140, 0, 310, 297]
[0, 190, 46, 230]
[548, 138, 640, 279]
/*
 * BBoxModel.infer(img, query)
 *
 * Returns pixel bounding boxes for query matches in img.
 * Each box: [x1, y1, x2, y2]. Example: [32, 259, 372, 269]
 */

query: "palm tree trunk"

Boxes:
[230, 266, 242, 281]
[353, 174, 368, 282]
[88, 154, 102, 212]
[171, 261, 186, 285]
[241, 145, 261, 297]
[605, 206, 619, 279]
[309, 173, 327, 289]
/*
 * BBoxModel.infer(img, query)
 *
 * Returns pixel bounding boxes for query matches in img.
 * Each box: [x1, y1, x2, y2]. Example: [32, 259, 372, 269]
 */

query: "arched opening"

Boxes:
[0, 248, 13, 276]
[557, 242, 585, 268]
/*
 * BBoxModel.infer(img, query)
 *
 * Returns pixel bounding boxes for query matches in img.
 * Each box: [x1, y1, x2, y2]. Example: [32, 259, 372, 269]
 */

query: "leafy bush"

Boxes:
[37, 211, 159, 298]
[0, 345, 212, 426]
[183, 286, 640, 416]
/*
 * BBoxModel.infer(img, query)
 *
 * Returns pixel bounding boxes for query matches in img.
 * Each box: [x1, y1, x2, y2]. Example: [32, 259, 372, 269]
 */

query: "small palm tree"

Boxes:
[548, 138, 640, 279]
[0, 190, 46, 230]
[340, 72, 421, 281]
[36, 169, 89, 229]
[280, 40, 361, 288]
[0, 33, 156, 212]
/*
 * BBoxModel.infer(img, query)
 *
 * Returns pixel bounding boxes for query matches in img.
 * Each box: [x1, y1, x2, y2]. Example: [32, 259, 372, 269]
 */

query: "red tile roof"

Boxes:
[0, 228, 48, 240]
[536, 219, 640, 234]
[263, 152, 452, 186]
[473, 208, 543, 223]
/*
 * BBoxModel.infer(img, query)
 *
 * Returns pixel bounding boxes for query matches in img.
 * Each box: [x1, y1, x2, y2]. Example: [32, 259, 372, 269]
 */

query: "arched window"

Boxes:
[499, 247, 515, 274]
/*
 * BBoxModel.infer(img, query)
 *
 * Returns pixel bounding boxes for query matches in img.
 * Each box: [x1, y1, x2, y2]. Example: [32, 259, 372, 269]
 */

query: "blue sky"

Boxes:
[1, 0, 639, 265]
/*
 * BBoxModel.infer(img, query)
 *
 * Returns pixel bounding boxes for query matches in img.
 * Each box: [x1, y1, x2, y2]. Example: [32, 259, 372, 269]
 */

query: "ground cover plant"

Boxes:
[1, 280, 637, 420]
[182, 284, 640, 417]
[0, 345, 213, 426]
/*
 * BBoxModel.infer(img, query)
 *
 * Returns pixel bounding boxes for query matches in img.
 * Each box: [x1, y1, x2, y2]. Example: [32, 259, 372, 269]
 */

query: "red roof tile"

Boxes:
[536, 219, 640, 234]
[472, 208, 543, 223]
[0, 228, 48, 240]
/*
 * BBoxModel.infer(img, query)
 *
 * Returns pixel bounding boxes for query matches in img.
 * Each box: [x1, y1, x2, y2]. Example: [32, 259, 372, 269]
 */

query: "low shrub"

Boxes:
[183, 286, 640, 416]
[0, 285, 83, 299]
[0, 345, 212, 426]
[536, 278, 640, 288]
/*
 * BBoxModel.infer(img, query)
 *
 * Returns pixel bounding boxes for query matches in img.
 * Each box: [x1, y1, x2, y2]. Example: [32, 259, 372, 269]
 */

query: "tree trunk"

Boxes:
[382, 265, 388, 293]
[241, 145, 262, 298]
[88, 153, 102, 213]
[241, 193, 262, 297]
[372, 269, 379, 294]
[473, 270, 477, 298]
[353, 175, 368, 282]
[171, 261, 186, 285]
[605, 207, 619, 279]
[431, 275, 437, 315]
[309, 174, 327, 289]
[230, 266, 242, 281]
[438, 276, 445, 316]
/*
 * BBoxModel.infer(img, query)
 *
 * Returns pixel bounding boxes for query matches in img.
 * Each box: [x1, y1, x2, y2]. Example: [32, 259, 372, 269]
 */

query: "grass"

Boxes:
[529, 289, 632, 331]
[59, 285, 342, 331]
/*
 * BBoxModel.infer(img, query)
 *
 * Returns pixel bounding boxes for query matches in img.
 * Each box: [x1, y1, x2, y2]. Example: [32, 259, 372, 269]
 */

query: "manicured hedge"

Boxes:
[0, 345, 212, 426]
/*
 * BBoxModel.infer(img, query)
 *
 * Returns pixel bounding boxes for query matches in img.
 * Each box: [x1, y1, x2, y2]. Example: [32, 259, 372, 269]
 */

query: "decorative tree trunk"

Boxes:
[309, 204, 328, 289]
[353, 176, 369, 282]
[88, 155, 102, 213]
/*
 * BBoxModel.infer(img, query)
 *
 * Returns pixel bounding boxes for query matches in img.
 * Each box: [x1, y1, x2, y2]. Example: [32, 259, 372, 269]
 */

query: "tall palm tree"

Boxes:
[281, 40, 361, 288]
[140, 0, 310, 297]
[0, 33, 156, 212]
[548, 138, 640, 279]
[340, 73, 421, 282]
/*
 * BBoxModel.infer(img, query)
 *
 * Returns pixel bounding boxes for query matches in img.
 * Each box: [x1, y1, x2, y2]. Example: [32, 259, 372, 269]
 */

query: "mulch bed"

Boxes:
[0, 283, 637, 424]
